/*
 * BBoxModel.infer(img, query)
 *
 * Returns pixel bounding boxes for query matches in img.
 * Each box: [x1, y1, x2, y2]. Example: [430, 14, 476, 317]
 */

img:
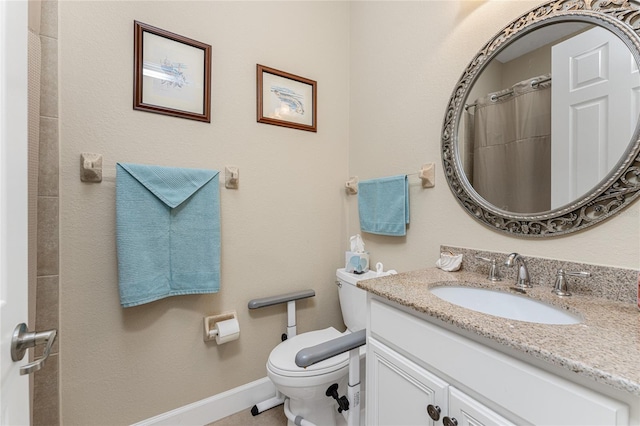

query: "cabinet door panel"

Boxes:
[449, 387, 517, 426]
[367, 338, 448, 426]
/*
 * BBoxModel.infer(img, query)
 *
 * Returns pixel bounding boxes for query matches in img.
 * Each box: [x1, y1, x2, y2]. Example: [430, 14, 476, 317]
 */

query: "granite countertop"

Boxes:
[357, 267, 640, 397]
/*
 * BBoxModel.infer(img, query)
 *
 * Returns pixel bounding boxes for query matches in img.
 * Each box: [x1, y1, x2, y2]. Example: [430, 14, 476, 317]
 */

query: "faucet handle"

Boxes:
[565, 270, 591, 278]
[552, 269, 590, 296]
[475, 256, 502, 282]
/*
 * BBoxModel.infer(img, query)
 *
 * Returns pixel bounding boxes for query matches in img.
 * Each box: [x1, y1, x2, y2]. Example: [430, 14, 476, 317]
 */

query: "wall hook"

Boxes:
[225, 166, 239, 189]
[345, 176, 358, 194]
[80, 153, 103, 183]
[419, 163, 435, 188]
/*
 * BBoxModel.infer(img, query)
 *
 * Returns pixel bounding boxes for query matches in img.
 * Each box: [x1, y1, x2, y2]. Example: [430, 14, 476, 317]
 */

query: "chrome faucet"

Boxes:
[504, 253, 531, 289]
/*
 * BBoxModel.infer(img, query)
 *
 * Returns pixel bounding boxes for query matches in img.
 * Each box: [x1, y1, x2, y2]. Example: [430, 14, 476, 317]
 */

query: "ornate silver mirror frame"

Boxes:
[442, 0, 640, 237]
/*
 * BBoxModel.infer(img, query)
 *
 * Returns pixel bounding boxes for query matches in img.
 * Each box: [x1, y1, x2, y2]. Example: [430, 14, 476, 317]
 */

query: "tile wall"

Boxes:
[32, 0, 60, 424]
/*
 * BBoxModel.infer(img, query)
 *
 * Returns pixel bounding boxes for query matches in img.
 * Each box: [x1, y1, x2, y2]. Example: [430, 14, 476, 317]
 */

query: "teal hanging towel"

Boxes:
[358, 175, 409, 236]
[116, 163, 220, 308]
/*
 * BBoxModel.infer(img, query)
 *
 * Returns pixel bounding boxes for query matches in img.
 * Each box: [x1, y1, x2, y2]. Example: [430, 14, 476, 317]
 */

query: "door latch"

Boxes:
[11, 323, 57, 375]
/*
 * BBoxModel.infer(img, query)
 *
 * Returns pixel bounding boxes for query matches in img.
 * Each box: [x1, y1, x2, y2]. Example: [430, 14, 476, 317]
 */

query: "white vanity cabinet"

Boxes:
[368, 337, 515, 426]
[366, 295, 631, 426]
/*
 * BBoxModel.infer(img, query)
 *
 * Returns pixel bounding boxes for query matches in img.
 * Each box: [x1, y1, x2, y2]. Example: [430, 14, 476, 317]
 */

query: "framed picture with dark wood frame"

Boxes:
[257, 64, 317, 132]
[133, 21, 211, 122]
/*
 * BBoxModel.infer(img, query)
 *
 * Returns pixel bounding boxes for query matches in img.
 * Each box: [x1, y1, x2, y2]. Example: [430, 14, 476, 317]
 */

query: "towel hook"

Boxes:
[345, 176, 359, 194]
[419, 163, 435, 188]
[80, 153, 103, 183]
[225, 166, 239, 189]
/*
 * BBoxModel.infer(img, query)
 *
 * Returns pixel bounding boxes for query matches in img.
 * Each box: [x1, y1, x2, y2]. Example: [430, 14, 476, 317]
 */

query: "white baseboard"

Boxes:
[132, 377, 276, 426]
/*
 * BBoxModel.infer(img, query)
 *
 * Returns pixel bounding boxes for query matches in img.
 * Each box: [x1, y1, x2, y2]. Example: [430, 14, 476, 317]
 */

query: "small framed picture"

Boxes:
[133, 21, 211, 122]
[257, 64, 317, 132]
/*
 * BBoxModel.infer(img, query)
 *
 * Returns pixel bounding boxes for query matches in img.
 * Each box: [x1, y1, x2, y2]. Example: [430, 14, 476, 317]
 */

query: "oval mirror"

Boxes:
[442, 0, 640, 237]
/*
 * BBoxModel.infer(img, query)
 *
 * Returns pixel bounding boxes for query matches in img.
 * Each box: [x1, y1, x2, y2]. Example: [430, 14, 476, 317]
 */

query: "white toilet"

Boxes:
[266, 268, 381, 426]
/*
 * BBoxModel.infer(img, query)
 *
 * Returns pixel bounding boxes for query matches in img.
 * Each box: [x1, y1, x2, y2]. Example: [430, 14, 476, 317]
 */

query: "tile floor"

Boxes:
[208, 405, 287, 426]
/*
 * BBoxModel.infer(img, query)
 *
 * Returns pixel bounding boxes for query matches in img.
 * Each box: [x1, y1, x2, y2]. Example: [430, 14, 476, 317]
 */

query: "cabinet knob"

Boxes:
[443, 416, 458, 426]
[426, 404, 441, 421]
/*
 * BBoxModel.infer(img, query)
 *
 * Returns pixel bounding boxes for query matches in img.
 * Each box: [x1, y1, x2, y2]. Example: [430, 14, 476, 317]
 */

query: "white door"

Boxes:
[551, 26, 640, 208]
[0, 0, 30, 424]
[367, 339, 449, 426]
[447, 387, 516, 426]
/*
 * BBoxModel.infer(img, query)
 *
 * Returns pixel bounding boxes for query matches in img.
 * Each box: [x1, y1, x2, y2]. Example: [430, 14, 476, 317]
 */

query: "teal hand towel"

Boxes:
[358, 175, 409, 236]
[116, 163, 220, 308]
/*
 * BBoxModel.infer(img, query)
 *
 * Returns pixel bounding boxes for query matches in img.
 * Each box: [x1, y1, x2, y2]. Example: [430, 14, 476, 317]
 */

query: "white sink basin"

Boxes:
[430, 286, 581, 325]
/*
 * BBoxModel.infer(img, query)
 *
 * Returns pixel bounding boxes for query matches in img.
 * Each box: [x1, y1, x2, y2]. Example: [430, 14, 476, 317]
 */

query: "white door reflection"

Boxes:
[551, 26, 640, 208]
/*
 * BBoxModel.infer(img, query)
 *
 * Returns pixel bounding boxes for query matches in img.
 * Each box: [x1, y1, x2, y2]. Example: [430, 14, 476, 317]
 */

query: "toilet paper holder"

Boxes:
[204, 311, 238, 343]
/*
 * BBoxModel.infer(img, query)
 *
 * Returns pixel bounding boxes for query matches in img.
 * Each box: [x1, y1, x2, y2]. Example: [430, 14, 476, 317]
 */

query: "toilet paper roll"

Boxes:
[215, 318, 240, 344]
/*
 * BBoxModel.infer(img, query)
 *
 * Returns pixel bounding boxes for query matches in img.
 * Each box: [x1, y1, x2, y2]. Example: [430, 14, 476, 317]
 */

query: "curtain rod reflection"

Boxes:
[464, 76, 552, 111]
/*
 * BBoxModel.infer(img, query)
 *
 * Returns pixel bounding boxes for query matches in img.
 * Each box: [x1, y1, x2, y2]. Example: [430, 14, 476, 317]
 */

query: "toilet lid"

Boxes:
[267, 327, 350, 377]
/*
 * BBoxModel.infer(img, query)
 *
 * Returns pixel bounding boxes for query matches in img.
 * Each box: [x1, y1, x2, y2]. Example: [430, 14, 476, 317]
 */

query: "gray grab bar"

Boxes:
[295, 329, 366, 368]
[248, 289, 316, 310]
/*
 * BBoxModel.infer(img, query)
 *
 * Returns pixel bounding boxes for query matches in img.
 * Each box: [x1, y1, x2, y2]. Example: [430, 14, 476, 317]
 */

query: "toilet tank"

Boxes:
[336, 268, 379, 332]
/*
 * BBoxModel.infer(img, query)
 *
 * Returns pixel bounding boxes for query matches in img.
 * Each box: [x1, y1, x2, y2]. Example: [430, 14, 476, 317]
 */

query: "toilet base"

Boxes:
[286, 392, 343, 426]
[285, 398, 366, 426]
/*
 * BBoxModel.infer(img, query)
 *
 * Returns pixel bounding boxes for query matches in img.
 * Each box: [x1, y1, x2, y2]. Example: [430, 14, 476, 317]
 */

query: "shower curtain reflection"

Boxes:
[466, 75, 552, 213]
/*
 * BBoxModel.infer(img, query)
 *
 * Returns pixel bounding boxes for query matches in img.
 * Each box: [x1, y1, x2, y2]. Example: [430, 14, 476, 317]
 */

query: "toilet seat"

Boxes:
[267, 327, 350, 378]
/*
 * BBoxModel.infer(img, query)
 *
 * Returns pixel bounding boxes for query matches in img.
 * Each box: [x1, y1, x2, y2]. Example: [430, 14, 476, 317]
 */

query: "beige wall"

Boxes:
[59, 1, 349, 424]
[348, 0, 640, 272]
[58, 1, 640, 424]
